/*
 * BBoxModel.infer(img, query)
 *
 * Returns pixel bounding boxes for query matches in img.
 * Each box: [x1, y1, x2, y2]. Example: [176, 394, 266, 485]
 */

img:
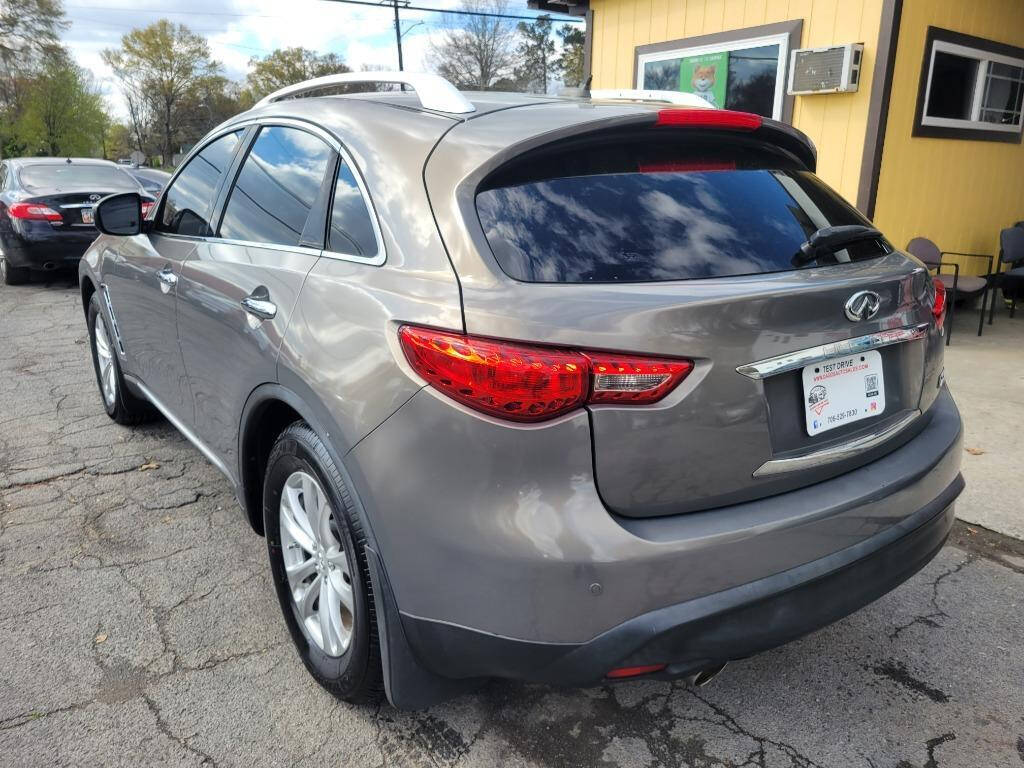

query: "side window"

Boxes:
[159, 130, 241, 236]
[328, 157, 378, 258]
[219, 126, 333, 247]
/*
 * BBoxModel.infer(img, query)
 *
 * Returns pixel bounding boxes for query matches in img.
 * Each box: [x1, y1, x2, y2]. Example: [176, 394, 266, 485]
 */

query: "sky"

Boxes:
[60, 0, 577, 117]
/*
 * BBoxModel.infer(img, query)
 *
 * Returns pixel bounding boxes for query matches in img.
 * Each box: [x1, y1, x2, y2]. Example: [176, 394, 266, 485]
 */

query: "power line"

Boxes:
[319, 0, 583, 23]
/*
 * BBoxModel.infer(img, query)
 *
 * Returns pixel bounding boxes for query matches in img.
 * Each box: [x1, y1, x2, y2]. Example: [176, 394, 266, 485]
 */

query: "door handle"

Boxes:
[241, 289, 277, 321]
[157, 266, 178, 294]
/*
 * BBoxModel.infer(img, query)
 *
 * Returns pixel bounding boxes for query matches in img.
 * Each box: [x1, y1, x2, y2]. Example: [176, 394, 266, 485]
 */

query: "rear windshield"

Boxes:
[19, 164, 138, 191]
[476, 137, 890, 283]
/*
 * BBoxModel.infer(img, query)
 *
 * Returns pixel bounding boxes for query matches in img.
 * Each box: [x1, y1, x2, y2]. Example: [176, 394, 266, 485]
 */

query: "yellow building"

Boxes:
[529, 0, 1024, 276]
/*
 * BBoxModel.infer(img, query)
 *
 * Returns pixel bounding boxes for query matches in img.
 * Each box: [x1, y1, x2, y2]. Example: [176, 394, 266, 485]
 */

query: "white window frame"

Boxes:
[635, 33, 791, 121]
[921, 39, 1024, 134]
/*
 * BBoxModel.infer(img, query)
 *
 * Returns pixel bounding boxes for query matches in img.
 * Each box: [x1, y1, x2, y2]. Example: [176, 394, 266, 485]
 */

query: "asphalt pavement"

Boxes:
[1, 277, 1023, 768]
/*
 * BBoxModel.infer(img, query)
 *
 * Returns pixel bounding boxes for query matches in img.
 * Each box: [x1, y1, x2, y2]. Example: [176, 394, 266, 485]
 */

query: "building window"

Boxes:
[916, 27, 1024, 143]
[636, 33, 791, 120]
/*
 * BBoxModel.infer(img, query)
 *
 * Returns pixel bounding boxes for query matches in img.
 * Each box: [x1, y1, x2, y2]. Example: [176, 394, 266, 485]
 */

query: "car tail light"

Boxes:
[8, 202, 62, 222]
[398, 326, 693, 423]
[607, 664, 667, 679]
[656, 108, 762, 131]
[141, 201, 155, 218]
[932, 277, 947, 330]
[584, 352, 693, 404]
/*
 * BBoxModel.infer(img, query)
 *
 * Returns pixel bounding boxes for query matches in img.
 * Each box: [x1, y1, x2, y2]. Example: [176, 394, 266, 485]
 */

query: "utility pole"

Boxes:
[381, 0, 411, 71]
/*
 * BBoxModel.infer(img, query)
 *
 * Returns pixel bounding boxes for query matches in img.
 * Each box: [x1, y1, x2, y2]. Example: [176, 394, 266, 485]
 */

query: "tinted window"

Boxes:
[219, 126, 333, 247]
[328, 158, 378, 257]
[476, 138, 888, 283]
[159, 130, 241, 236]
[20, 164, 138, 191]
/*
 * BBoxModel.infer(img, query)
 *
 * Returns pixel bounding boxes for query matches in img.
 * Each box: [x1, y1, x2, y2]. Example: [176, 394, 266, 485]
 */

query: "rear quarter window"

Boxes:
[475, 137, 888, 283]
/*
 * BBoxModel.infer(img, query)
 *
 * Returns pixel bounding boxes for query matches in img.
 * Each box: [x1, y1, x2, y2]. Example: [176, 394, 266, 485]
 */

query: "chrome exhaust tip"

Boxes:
[42, 261, 58, 271]
[687, 662, 727, 687]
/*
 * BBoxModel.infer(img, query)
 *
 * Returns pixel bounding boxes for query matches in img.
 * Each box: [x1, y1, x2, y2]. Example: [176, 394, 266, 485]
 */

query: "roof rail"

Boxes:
[254, 71, 476, 115]
[590, 89, 713, 108]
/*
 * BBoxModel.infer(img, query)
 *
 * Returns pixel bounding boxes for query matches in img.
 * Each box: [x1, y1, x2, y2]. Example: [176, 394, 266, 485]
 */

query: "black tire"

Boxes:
[263, 421, 385, 705]
[1, 256, 29, 285]
[86, 294, 154, 425]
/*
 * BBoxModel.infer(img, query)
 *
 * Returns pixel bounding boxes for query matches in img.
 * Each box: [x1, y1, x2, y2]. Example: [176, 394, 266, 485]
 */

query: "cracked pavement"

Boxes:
[2, 278, 1023, 768]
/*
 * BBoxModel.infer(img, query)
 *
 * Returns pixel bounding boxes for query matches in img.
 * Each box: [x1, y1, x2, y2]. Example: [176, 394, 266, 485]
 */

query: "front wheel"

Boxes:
[264, 422, 384, 705]
[87, 294, 153, 425]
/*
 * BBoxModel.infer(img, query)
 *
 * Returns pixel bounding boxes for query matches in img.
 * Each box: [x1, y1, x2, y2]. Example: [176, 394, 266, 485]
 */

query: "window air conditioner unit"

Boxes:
[787, 43, 864, 95]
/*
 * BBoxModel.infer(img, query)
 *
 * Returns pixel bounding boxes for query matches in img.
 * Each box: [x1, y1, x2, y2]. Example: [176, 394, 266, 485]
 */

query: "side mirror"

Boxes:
[95, 192, 143, 236]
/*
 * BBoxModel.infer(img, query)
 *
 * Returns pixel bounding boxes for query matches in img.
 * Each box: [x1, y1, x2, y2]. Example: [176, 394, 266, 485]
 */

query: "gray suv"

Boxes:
[78, 73, 964, 709]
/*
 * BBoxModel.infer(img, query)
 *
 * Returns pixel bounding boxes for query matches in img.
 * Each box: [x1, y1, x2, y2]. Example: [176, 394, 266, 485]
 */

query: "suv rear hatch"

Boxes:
[426, 106, 944, 518]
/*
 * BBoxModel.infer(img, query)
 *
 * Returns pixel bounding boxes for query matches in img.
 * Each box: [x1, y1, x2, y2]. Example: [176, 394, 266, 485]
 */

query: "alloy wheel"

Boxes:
[94, 315, 117, 407]
[279, 470, 355, 657]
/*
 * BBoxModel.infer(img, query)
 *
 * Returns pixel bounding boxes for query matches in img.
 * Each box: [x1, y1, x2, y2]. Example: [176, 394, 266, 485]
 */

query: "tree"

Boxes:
[15, 56, 108, 156]
[246, 47, 350, 102]
[0, 0, 68, 155]
[514, 15, 556, 93]
[428, 0, 519, 90]
[556, 24, 585, 88]
[103, 21, 220, 165]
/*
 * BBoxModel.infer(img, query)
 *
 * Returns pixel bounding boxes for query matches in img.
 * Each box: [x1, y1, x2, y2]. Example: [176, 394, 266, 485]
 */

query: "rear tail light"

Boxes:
[931, 277, 947, 330]
[607, 664, 667, 679]
[656, 108, 762, 131]
[8, 202, 62, 222]
[397, 325, 693, 423]
[141, 201, 155, 218]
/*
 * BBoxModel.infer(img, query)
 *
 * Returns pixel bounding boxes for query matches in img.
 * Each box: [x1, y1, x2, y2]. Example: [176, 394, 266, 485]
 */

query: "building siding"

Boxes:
[589, 0, 886, 203]
[873, 0, 1024, 274]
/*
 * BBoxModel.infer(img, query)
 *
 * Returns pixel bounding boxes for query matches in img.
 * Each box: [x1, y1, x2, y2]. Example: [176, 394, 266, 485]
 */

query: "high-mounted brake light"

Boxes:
[656, 109, 762, 131]
[8, 202, 62, 222]
[398, 326, 693, 423]
[931, 277, 947, 330]
[638, 161, 737, 173]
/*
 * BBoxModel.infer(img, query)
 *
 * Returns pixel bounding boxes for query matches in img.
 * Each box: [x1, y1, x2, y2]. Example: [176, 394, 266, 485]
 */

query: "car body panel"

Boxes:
[101, 232, 195, 419]
[177, 242, 320, 464]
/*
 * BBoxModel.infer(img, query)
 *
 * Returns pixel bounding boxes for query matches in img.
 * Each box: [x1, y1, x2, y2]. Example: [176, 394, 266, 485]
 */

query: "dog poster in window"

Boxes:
[679, 52, 728, 108]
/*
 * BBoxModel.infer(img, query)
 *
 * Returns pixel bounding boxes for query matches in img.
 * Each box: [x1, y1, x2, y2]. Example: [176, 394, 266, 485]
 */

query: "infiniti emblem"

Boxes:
[88, 194, 101, 202]
[844, 290, 882, 322]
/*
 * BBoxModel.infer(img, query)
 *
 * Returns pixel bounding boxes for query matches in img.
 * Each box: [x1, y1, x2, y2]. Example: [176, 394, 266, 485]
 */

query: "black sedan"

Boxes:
[0, 158, 155, 285]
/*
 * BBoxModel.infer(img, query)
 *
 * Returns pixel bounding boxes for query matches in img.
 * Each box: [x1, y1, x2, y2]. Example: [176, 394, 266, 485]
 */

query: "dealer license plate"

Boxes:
[802, 350, 886, 436]
[81, 207, 94, 224]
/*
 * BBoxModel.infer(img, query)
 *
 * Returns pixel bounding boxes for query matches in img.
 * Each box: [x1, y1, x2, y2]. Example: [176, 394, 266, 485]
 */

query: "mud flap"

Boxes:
[365, 546, 484, 709]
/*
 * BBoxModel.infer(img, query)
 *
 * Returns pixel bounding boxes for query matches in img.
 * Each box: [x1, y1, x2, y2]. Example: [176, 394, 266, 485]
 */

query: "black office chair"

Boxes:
[988, 227, 1024, 325]
[906, 237, 991, 343]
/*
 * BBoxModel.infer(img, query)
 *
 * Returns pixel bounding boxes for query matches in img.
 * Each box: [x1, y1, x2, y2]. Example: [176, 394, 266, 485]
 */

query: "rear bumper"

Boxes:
[1, 227, 96, 269]
[399, 474, 960, 686]
[348, 385, 963, 698]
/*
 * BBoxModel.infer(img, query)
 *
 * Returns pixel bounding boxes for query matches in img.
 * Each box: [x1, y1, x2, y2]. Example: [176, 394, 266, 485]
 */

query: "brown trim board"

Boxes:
[857, 0, 903, 218]
[632, 20, 803, 124]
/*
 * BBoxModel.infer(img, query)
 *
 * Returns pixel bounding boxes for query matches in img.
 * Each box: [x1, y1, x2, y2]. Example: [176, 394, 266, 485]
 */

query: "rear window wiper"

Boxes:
[793, 225, 884, 266]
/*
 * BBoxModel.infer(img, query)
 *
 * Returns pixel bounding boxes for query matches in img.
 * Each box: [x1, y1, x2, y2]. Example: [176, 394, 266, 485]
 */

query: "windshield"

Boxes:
[19, 164, 138, 191]
[476, 137, 890, 283]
